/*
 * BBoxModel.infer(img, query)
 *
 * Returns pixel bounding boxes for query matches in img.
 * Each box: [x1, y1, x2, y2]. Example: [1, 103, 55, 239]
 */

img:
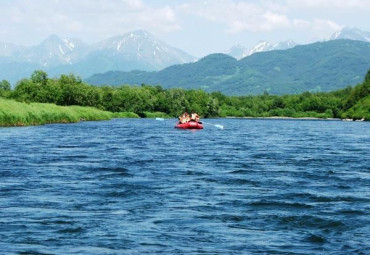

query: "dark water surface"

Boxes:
[0, 118, 369, 254]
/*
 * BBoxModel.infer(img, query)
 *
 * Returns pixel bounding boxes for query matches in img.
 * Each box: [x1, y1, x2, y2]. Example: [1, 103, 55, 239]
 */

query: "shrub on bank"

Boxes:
[342, 96, 370, 120]
[113, 112, 140, 118]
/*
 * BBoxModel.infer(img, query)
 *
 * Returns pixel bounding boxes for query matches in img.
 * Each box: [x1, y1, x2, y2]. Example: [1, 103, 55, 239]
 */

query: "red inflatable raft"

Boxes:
[175, 121, 203, 129]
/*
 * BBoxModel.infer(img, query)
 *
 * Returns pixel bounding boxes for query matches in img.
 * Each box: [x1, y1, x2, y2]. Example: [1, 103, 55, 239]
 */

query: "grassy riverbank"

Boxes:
[1, 70, 369, 121]
[1, 69, 369, 126]
[1, 95, 368, 127]
[0, 98, 139, 126]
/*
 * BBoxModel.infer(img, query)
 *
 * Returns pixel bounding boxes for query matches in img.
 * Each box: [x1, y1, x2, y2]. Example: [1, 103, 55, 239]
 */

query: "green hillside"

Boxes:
[86, 40, 370, 96]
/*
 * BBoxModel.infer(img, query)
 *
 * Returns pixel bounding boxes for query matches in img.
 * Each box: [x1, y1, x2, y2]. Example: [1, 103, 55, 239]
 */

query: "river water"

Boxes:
[0, 118, 369, 254]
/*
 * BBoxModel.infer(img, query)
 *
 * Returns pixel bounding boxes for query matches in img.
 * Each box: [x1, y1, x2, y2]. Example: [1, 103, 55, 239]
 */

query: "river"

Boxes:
[0, 118, 369, 254]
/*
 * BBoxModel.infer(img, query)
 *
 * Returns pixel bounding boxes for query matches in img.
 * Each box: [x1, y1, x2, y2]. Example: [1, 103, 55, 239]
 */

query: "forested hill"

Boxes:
[86, 39, 370, 96]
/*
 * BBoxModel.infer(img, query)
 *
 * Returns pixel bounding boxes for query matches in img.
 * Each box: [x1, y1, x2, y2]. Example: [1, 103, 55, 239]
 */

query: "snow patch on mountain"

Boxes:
[248, 41, 273, 56]
[226, 40, 298, 59]
[59, 45, 65, 55]
[63, 39, 75, 51]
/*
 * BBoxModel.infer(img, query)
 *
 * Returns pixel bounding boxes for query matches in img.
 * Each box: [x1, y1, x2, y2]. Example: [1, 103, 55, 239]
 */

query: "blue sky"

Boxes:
[1, 0, 369, 57]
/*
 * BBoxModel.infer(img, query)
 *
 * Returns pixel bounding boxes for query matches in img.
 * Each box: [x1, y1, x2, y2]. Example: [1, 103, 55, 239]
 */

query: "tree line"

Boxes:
[1, 69, 369, 120]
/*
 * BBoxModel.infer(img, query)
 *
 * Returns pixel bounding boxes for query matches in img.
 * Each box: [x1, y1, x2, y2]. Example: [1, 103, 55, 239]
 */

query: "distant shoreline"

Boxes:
[225, 116, 343, 121]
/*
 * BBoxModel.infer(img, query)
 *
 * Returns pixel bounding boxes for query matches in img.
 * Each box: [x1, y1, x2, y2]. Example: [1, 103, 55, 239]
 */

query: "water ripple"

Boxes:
[0, 118, 369, 254]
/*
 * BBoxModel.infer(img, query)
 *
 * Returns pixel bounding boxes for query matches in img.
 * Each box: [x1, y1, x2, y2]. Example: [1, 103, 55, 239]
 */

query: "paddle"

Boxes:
[201, 121, 224, 129]
[155, 117, 165, 121]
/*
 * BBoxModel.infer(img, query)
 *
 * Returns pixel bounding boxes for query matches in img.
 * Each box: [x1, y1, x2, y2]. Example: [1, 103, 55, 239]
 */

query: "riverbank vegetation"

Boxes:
[0, 98, 117, 126]
[0, 69, 369, 126]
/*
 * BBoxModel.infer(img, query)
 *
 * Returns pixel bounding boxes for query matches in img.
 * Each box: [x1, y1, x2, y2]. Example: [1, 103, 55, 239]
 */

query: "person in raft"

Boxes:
[179, 112, 200, 123]
[190, 112, 200, 122]
[179, 112, 190, 124]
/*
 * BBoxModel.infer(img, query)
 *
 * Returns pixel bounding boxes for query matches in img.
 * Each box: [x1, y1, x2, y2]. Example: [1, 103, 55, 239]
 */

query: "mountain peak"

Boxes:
[43, 34, 63, 43]
[109, 30, 153, 42]
[248, 41, 273, 56]
[330, 27, 370, 42]
[92, 30, 196, 68]
[224, 45, 248, 59]
[129, 29, 151, 37]
[18, 34, 87, 67]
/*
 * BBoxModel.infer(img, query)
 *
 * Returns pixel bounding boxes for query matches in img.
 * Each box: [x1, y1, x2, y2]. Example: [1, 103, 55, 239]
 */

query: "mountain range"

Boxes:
[86, 39, 370, 96]
[225, 27, 370, 59]
[0, 30, 196, 85]
[1, 27, 370, 95]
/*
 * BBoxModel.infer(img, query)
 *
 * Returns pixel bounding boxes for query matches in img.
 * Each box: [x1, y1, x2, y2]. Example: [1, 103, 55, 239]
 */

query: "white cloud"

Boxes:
[260, 11, 290, 31]
[123, 0, 145, 10]
[180, 0, 292, 34]
[178, 0, 366, 42]
[286, 0, 370, 10]
[0, 0, 369, 55]
[0, 0, 181, 44]
[310, 19, 343, 39]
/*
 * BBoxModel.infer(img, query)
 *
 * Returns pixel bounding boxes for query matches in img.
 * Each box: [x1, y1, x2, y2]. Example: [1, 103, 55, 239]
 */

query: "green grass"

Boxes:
[113, 112, 140, 118]
[0, 98, 114, 126]
[0, 98, 160, 126]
